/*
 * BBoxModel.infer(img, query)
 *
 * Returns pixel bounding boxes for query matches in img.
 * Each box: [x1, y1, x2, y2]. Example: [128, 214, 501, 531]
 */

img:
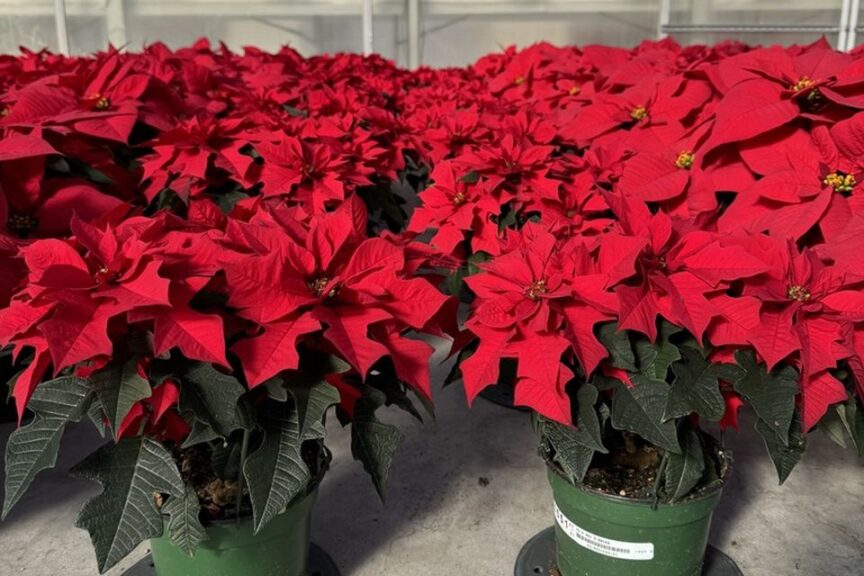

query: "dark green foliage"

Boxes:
[349, 388, 405, 501]
[733, 351, 798, 446]
[610, 375, 681, 454]
[91, 358, 151, 439]
[2, 376, 91, 519]
[665, 347, 743, 422]
[71, 439, 184, 573]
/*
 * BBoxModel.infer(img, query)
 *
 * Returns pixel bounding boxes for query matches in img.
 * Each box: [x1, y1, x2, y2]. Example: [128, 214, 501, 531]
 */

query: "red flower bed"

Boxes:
[0, 38, 863, 533]
[405, 40, 864, 438]
[0, 42, 453, 427]
[0, 42, 460, 571]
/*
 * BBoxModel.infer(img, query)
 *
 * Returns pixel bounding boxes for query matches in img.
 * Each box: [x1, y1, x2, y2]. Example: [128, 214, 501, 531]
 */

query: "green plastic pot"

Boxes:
[150, 486, 318, 576]
[547, 463, 726, 576]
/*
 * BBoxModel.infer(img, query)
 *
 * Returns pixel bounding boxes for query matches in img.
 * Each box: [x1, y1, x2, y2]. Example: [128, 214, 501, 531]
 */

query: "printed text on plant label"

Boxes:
[553, 503, 655, 561]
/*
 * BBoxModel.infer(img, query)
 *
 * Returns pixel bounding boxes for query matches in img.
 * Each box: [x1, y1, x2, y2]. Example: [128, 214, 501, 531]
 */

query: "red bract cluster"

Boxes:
[403, 39, 864, 433]
[2, 37, 864, 443]
[0, 40, 453, 434]
[0, 198, 452, 431]
[0, 41, 417, 297]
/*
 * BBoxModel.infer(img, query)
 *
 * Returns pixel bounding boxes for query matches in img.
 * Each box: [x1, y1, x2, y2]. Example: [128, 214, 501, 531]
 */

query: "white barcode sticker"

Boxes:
[554, 502, 654, 561]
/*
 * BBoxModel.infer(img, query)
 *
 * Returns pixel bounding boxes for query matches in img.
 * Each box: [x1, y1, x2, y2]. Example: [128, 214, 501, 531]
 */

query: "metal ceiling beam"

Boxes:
[53, 0, 69, 54]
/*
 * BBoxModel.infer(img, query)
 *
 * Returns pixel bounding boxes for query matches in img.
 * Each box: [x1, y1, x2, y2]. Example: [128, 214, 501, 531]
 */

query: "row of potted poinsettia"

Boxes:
[2, 36, 864, 576]
[3, 196, 451, 575]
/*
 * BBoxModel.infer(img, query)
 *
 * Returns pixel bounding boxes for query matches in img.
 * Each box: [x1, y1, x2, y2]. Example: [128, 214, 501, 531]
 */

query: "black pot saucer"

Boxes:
[514, 526, 742, 576]
[122, 542, 340, 576]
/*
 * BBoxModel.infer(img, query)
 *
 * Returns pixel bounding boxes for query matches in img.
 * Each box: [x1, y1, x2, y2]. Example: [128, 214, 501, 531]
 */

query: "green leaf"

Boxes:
[365, 361, 426, 423]
[597, 323, 636, 371]
[461, 170, 480, 184]
[327, 355, 352, 374]
[540, 417, 596, 483]
[446, 266, 465, 298]
[665, 347, 743, 422]
[210, 439, 243, 480]
[351, 418, 404, 501]
[290, 380, 340, 442]
[179, 362, 247, 444]
[347, 387, 404, 500]
[87, 397, 108, 438]
[819, 404, 848, 448]
[598, 402, 611, 427]
[213, 190, 251, 213]
[854, 400, 864, 457]
[261, 375, 289, 402]
[732, 350, 798, 446]
[591, 372, 618, 392]
[837, 397, 864, 456]
[182, 421, 221, 448]
[2, 376, 91, 519]
[412, 384, 436, 423]
[71, 438, 184, 573]
[571, 384, 607, 453]
[282, 105, 308, 118]
[77, 162, 114, 185]
[635, 320, 682, 380]
[757, 411, 805, 484]
[243, 403, 310, 533]
[610, 375, 681, 453]
[665, 427, 706, 501]
[466, 251, 491, 276]
[46, 156, 71, 174]
[163, 483, 208, 556]
[443, 347, 467, 388]
[91, 359, 152, 439]
[497, 205, 518, 233]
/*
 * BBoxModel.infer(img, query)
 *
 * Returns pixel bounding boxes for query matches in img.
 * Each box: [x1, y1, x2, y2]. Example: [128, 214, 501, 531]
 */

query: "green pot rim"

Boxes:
[543, 433, 732, 507]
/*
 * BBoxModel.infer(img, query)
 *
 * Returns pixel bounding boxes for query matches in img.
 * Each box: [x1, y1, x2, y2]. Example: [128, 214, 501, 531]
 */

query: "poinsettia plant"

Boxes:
[406, 39, 864, 501]
[0, 42, 453, 574]
[0, 197, 453, 572]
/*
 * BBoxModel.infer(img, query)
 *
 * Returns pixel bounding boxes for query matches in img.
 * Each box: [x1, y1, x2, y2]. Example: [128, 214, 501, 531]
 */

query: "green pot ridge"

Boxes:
[548, 465, 725, 576]
[150, 486, 318, 576]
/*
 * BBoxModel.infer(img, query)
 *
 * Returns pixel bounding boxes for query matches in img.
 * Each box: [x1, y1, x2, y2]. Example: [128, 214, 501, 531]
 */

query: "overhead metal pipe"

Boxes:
[53, 0, 70, 55]
[408, 0, 421, 68]
[660, 24, 840, 34]
[848, 0, 861, 50]
[657, 0, 671, 40]
[840, 0, 853, 51]
[106, 0, 128, 49]
[362, 0, 374, 56]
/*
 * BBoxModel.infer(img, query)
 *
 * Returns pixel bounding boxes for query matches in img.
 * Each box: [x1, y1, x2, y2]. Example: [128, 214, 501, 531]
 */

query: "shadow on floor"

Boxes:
[311, 372, 536, 575]
[708, 409, 864, 570]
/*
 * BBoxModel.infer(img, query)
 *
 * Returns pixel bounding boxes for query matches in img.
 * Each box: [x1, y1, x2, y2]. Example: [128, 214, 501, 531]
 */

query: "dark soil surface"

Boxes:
[580, 433, 663, 498]
[168, 439, 329, 522]
[176, 444, 241, 520]
[579, 432, 725, 500]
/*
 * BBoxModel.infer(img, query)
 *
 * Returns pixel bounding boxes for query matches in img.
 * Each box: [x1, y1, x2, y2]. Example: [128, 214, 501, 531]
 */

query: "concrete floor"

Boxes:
[1, 343, 863, 576]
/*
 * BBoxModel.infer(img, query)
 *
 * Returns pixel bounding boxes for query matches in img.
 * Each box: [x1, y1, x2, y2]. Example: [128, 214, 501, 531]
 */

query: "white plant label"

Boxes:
[553, 502, 655, 561]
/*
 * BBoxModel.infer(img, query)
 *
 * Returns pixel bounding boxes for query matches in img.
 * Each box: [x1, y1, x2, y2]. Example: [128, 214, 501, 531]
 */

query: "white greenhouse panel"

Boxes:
[0, 0, 861, 63]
